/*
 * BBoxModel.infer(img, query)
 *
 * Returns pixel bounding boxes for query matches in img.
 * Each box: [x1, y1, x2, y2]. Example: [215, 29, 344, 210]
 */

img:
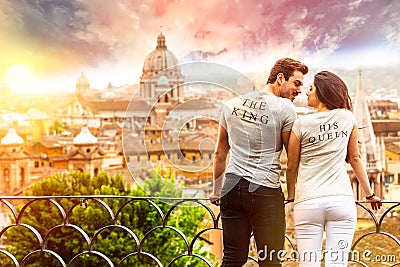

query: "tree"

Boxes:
[49, 120, 67, 134]
[2, 170, 216, 266]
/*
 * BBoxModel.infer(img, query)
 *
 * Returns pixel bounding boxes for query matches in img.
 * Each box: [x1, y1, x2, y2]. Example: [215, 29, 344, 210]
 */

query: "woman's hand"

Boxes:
[366, 195, 382, 211]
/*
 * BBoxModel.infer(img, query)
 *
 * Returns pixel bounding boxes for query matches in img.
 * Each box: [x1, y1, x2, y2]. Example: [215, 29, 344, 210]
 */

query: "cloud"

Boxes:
[183, 48, 228, 62]
[382, 1, 400, 49]
[1, 0, 399, 90]
[1, 1, 144, 69]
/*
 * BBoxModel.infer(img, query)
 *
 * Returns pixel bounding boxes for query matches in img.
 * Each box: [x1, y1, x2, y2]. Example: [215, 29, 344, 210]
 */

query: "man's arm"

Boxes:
[210, 124, 230, 205]
[286, 131, 300, 201]
[282, 131, 291, 153]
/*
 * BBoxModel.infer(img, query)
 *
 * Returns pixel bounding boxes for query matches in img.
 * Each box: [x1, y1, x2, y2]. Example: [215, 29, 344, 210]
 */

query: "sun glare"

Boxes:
[3, 63, 36, 94]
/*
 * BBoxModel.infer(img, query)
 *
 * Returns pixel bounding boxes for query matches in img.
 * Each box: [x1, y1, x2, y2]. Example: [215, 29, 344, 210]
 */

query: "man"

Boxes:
[210, 58, 309, 266]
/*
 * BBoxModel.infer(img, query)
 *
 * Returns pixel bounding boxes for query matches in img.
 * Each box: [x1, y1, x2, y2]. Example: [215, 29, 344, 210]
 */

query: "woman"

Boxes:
[286, 71, 381, 266]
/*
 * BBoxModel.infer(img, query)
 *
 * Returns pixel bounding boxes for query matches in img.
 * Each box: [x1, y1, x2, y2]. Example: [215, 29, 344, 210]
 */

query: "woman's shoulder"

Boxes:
[335, 108, 355, 119]
[296, 112, 320, 121]
[336, 108, 353, 114]
[292, 113, 316, 130]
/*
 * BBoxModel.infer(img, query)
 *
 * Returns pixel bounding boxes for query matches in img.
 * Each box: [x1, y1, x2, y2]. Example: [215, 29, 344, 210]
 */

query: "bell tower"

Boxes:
[350, 70, 385, 199]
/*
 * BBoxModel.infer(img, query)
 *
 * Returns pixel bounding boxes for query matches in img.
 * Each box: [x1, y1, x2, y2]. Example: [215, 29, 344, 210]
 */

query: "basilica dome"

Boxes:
[139, 32, 185, 110]
[142, 33, 181, 78]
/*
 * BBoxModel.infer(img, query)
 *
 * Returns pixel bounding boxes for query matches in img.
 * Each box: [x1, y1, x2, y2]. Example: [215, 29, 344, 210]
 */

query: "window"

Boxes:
[4, 168, 10, 190]
[20, 168, 25, 187]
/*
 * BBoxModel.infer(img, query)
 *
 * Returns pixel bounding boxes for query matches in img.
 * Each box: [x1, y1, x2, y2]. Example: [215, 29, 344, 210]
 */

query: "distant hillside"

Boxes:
[320, 66, 400, 92]
[246, 65, 400, 93]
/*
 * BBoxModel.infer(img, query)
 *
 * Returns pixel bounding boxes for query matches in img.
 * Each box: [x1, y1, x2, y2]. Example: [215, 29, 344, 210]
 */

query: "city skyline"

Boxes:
[1, 0, 400, 94]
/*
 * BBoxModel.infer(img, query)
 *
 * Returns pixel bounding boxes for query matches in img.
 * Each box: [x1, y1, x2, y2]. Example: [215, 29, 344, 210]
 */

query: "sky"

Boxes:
[0, 0, 399, 94]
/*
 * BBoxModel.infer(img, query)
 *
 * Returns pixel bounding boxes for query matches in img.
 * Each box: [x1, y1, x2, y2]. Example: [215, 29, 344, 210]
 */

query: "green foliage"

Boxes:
[49, 120, 67, 134]
[4, 169, 216, 267]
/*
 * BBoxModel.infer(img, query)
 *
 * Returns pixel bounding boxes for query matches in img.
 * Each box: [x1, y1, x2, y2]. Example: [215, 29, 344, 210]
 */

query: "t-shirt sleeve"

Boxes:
[350, 111, 358, 128]
[281, 100, 297, 133]
[219, 104, 228, 129]
[291, 118, 302, 140]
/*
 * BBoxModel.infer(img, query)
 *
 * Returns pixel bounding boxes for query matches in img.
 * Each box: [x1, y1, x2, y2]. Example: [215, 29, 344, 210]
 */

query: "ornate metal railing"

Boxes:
[0, 196, 400, 267]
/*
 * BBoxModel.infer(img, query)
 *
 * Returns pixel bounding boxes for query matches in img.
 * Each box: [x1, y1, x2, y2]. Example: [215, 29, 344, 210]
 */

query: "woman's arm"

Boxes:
[286, 131, 301, 201]
[347, 127, 382, 210]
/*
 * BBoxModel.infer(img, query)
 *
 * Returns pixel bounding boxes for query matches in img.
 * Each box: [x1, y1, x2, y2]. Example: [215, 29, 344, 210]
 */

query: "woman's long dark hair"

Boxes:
[314, 71, 352, 111]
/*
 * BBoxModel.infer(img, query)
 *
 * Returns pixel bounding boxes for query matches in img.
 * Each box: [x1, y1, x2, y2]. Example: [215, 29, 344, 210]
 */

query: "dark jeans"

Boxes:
[220, 175, 285, 267]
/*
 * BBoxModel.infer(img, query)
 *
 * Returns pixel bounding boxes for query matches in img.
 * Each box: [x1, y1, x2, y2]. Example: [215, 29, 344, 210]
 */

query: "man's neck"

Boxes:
[262, 84, 279, 97]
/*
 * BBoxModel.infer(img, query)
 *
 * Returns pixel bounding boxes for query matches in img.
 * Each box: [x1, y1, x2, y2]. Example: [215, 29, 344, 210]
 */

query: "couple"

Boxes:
[210, 58, 382, 267]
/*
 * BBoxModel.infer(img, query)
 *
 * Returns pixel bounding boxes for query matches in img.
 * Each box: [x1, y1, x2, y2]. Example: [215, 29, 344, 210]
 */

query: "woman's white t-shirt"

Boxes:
[291, 109, 357, 204]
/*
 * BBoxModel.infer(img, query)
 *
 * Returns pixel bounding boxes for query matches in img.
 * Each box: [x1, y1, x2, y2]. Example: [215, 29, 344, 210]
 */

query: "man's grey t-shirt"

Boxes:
[291, 109, 357, 204]
[220, 91, 296, 190]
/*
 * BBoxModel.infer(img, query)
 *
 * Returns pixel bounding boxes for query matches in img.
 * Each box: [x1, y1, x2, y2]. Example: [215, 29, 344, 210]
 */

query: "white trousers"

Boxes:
[294, 196, 357, 267]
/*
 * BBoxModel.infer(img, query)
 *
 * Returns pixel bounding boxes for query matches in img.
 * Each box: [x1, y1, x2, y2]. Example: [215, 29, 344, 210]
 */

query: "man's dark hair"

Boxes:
[314, 71, 353, 111]
[267, 57, 309, 84]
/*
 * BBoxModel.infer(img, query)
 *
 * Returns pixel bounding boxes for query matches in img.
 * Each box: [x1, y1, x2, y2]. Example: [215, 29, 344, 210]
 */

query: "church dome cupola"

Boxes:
[1, 128, 24, 145]
[73, 126, 97, 145]
[157, 32, 167, 49]
[141, 33, 181, 78]
[76, 72, 90, 95]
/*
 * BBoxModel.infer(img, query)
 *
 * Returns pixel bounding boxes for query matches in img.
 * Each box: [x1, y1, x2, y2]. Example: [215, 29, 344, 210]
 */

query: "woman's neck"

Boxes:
[317, 103, 330, 112]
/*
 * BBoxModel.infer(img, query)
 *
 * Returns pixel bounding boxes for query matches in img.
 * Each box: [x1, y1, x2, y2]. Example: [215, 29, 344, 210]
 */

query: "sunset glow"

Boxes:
[0, 0, 399, 93]
[3, 64, 36, 94]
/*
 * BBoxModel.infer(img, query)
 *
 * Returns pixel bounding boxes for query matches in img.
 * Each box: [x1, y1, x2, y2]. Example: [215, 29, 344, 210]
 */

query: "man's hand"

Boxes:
[284, 199, 294, 205]
[209, 195, 221, 206]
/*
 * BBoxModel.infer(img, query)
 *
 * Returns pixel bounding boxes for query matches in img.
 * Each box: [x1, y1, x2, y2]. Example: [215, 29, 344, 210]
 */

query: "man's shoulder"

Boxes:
[277, 97, 296, 111]
[280, 96, 295, 105]
[224, 92, 295, 111]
